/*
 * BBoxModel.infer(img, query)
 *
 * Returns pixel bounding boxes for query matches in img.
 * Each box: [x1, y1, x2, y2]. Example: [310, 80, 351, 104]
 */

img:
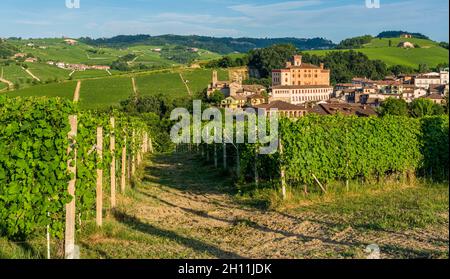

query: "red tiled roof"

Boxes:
[319, 103, 378, 117]
[255, 101, 306, 111]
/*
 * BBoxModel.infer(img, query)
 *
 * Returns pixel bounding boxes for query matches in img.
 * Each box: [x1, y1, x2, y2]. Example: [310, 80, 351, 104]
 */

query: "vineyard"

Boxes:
[0, 94, 448, 259]
[185, 114, 449, 197]
[0, 95, 152, 258]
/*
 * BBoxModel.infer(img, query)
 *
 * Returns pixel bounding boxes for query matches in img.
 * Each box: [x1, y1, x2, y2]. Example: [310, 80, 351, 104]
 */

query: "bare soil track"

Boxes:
[83, 153, 449, 259]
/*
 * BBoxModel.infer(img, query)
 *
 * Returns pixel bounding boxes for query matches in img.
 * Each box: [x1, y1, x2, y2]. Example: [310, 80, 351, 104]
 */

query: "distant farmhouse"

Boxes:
[400, 34, 413, 38]
[64, 39, 78, 46]
[397, 41, 415, 48]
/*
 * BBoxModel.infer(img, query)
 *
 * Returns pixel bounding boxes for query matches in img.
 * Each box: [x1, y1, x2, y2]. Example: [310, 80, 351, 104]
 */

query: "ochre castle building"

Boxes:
[271, 55, 333, 104]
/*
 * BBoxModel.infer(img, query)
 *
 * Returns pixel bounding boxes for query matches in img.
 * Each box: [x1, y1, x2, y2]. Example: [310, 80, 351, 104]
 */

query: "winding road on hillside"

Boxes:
[80, 153, 449, 259]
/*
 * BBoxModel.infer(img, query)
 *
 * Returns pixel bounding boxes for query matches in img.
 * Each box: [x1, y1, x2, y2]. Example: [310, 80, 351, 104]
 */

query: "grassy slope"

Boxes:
[4, 81, 77, 99]
[305, 38, 449, 68]
[1, 64, 29, 84]
[181, 68, 228, 95]
[135, 72, 188, 99]
[24, 62, 71, 81]
[78, 77, 134, 109]
[0, 82, 7, 91]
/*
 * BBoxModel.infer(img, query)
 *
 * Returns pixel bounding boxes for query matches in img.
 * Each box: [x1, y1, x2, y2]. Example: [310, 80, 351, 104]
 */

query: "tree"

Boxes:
[209, 90, 225, 105]
[389, 65, 415, 76]
[379, 98, 408, 116]
[248, 44, 298, 78]
[410, 98, 435, 117]
[418, 64, 430, 73]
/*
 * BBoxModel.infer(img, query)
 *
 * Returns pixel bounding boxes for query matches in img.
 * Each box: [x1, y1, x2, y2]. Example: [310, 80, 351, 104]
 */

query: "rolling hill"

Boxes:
[305, 37, 449, 68]
[80, 35, 336, 54]
[3, 68, 223, 109]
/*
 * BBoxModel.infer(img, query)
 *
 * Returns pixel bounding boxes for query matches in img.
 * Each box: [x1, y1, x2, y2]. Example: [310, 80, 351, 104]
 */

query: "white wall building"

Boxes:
[272, 85, 333, 104]
[415, 70, 449, 89]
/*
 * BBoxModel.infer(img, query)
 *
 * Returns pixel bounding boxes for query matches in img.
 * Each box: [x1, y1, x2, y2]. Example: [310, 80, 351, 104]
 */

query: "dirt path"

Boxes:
[131, 77, 138, 96]
[22, 67, 41, 82]
[179, 73, 192, 96]
[81, 153, 448, 259]
[0, 67, 13, 91]
[73, 80, 81, 102]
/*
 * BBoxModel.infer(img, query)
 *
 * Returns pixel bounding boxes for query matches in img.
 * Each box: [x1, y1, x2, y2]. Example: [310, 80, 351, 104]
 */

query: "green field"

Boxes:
[4, 81, 77, 99]
[182, 68, 228, 95]
[70, 69, 115, 79]
[10, 38, 127, 65]
[0, 82, 7, 91]
[78, 77, 134, 109]
[135, 72, 188, 99]
[1, 65, 32, 86]
[305, 38, 449, 68]
[4, 67, 231, 107]
[25, 62, 71, 81]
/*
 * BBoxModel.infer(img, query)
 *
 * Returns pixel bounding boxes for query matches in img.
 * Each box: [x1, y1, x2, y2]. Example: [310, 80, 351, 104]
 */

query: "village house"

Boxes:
[207, 69, 264, 98]
[425, 94, 446, 105]
[56, 62, 66, 68]
[25, 57, 38, 63]
[400, 34, 413, 38]
[246, 94, 267, 106]
[12, 53, 27, 59]
[64, 39, 78, 46]
[90, 65, 111, 70]
[429, 84, 449, 95]
[221, 95, 248, 109]
[414, 71, 449, 89]
[397, 42, 415, 48]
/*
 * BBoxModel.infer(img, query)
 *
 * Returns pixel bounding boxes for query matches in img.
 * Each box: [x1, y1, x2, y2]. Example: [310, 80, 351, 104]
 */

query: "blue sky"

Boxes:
[1, 0, 448, 42]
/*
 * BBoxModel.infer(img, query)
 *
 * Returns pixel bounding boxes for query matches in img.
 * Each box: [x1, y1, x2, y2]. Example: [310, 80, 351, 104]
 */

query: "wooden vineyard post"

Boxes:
[137, 132, 142, 167]
[254, 148, 259, 186]
[65, 115, 77, 259]
[223, 140, 227, 170]
[214, 144, 218, 168]
[143, 132, 148, 153]
[121, 135, 127, 193]
[279, 139, 287, 200]
[110, 117, 116, 209]
[131, 130, 136, 176]
[96, 127, 103, 227]
[236, 144, 240, 178]
[148, 137, 154, 154]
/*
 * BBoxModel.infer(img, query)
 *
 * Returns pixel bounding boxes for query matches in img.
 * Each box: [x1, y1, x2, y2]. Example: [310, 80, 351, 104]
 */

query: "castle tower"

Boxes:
[293, 55, 302, 66]
[212, 70, 218, 87]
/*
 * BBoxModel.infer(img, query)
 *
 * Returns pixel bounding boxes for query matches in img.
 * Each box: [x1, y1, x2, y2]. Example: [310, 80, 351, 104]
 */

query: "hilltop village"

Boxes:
[207, 54, 449, 117]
